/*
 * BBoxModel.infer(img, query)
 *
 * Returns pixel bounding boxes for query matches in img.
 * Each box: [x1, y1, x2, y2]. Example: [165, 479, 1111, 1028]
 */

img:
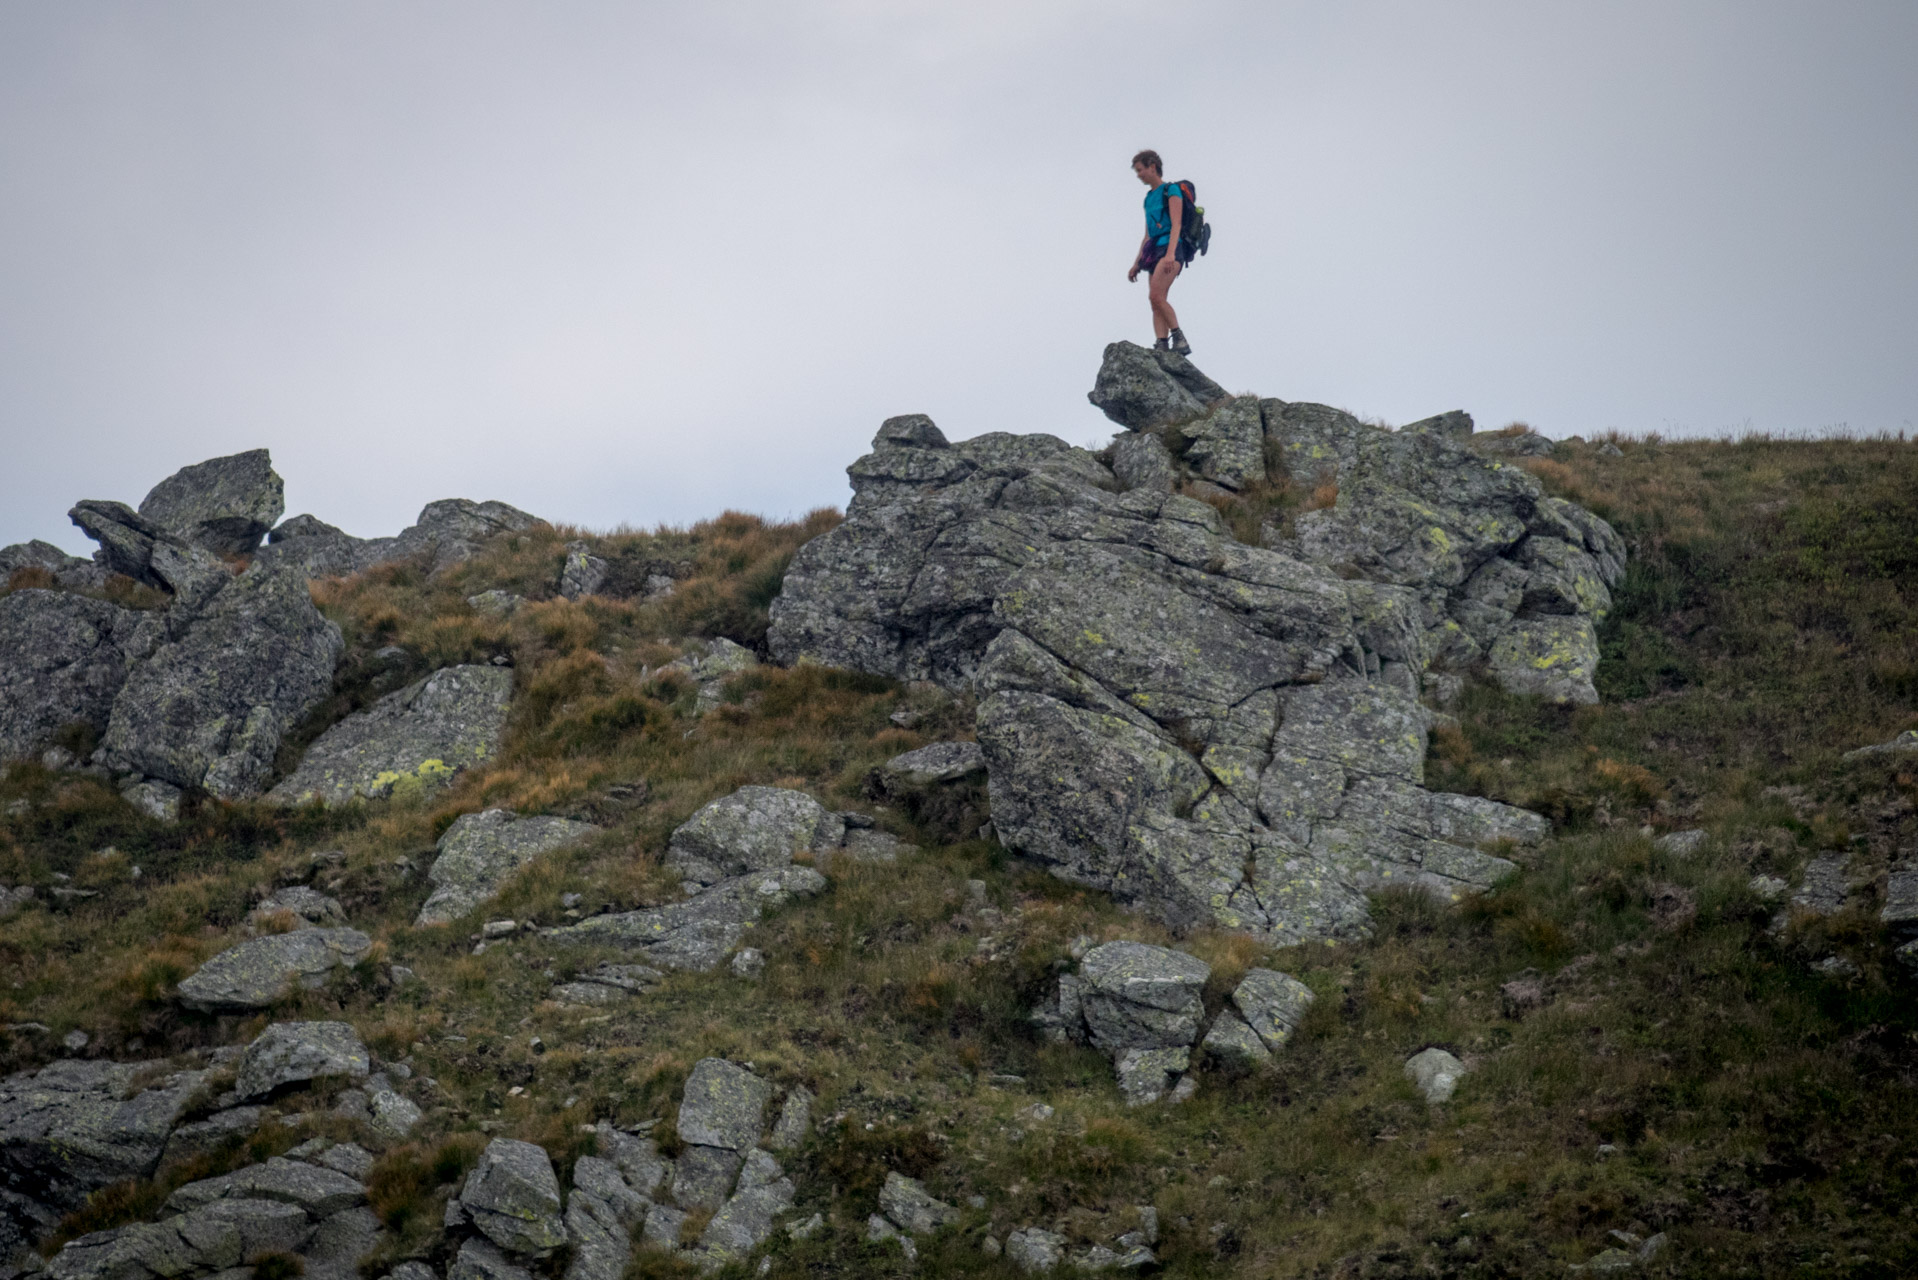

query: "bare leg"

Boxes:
[1149, 256, 1182, 339]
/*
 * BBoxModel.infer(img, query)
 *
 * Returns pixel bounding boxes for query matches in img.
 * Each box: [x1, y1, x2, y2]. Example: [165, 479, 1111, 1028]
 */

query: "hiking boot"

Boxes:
[1153, 337, 1170, 351]
[1170, 328, 1192, 356]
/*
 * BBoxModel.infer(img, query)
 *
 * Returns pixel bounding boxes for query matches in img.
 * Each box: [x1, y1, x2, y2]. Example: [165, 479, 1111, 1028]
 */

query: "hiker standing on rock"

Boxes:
[1127, 149, 1192, 355]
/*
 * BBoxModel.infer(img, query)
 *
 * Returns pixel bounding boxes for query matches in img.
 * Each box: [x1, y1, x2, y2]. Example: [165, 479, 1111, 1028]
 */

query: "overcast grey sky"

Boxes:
[3, 1, 1914, 554]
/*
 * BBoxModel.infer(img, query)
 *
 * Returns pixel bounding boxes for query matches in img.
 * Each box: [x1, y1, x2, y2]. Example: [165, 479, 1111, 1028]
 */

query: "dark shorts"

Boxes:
[1138, 240, 1190, 275]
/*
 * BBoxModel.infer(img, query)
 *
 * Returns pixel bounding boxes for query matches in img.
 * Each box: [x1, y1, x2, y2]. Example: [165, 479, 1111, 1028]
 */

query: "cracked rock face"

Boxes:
[96, 564, 345, 798]
[268, 664, 513, 807]
[462, 1139, 566, 1256]
[768, 346, 1587, 945]
[0, 590, 157, 763]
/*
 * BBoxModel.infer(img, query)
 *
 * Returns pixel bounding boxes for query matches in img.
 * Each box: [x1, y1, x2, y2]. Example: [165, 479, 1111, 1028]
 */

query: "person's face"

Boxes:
[1133, 161, 1159, 186]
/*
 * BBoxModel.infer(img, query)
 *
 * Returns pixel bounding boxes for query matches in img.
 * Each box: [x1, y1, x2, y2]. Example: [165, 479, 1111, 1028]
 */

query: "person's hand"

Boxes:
[1127, 264, 1140, 282]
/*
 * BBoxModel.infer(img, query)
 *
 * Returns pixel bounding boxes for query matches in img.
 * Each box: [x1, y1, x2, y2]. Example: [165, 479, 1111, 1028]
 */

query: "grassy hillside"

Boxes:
[3, 437, 1916, 1279]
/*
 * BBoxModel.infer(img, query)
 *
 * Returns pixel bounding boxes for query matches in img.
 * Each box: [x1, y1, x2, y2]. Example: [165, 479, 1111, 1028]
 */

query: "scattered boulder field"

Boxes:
[4, 341, 1917, 1278]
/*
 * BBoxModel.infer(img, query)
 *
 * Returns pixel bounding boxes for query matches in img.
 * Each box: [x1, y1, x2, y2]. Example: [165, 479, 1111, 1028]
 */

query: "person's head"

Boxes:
[1131, 149, 1163, 185]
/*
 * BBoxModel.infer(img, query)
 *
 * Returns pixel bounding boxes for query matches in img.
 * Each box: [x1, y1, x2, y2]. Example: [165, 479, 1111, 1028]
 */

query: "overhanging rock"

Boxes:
[768, 344, 1608, 945]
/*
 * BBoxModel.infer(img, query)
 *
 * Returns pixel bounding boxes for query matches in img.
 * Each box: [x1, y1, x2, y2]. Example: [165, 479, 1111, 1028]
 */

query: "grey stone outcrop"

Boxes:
[661, 638, 758, 715]
[544, 865, 826, 972]
[675, 1060, 772, 1152]
[257, 499, 541, 580]
[251, 886, 346, 929]
[1199, 1013, 1270, 1070]
[1108, 431, 1176, 494]
[164, 1157, 365, 1218]
[876, 1171, 956, 1235]
[668, 1145, 742, 1214]
[1883, 863, 1918, 941]
[0, 590, 156, 762]
[594, 1124, 670, 1200]
[45, 1197, 312, 1280]
[269, 665, 514, 806]
[97, 564, 345, 798]
[0, 540, 108, 591]
[663, 786, 839, 888]
[766, 1086, 814, 1151]
[462, 1139, 566, 1255]
[177, 930, 373, 1013]
[877, 741, 986, 786]
[1114, 1047, 1190, 1107]
[68, 500, 231, 605]
[1844, 728, 1918, 759]
[449, 1238, 537, 1280]
[135, 449, 285, 557]
[1086, 341, 1228, 431]
[559, 543, 609, 600]
[696, 1150, 794, 1266]
[0, 1059, 207, 1241]
[1006, 1226, 1069, 1273]
[767, 345, 1588, 945]
[158, 1107, 269, 1168]
[417, 810, 598, 925]
[234, 1022, 371, 1101]
[564, 1154, 648, 1280]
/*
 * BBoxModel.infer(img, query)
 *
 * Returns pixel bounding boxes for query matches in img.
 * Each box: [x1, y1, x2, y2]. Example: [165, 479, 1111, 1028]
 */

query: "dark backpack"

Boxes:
[1173, 179, 1211, 263]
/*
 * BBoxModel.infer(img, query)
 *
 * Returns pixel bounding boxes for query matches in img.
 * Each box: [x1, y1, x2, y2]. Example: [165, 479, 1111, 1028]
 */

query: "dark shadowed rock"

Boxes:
[178, 930, 373, 1013]
[417, 810, 598, 925]
[234, 1022, 371, 1101]
[0, 540, 108, 591]
[97, 564, 344, 797]
[559, 543, 609, 600]
[668, 1144, 742, 1213]
[697, 1149, 795, 1264]
[0, 1059, 207, 1220]
[0, 590, 157, 762]
[270, 664, 513, 806]
[877, 1171, 956, 1235]
[137, 449, 285, 557]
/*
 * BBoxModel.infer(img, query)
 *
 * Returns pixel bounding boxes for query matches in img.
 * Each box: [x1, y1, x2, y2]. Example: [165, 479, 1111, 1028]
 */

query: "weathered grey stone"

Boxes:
[67, 499, 231, 605]
[120, 778, 183, 822]
[463, 1139, 566, 1255]
[1199, 1012, 1270, 1070]
[0, 540, 108, 590]
[466, 589, 524, 617]
[158, 1107, 268, 1168]
[572, 1157, 650, 1229]
[552, 963, 664, 1005]
[0, 590, 152, 762]
[255, 515, 371, 579]
[235, 1022, 370, 1101]
[1653, 829, 1707, 857]
[385, 500, 543, 575]
[1844, 728, 1918, 759]
[388, 1261, 437, 1280]
[564, 1156, 648, 1280]
[1006, 1226, 1068, 1273]
[1114, 1047, 1189, 1107]
[178, 930, 373, 1013]
[165, 1156, 366, 1218]
[137, 450, 285, 557]
[1468, 427, 1557, 458]
[271, 665, 513, 806]
[252, 886, 346, 929]
[1077, 942, 1209, 1053]
[417, 809, 598, 925]
[1405, 1047, 1466, 1103]
[315, 1144, 375, 1180]
[0, 1059, 205, 1228]
[1486, 616, 1600, 705]
[559, 543, 609, 600]
[1790, 853, 1852, 918]
[1882, 863, 1918, 941]
[367, 1088, 421, 1139]
[594, 1124, 670, 1199]
[669, 1145, 742, 1213]
[1231, 968, 1314, 1053]
[543, 866, 826, 971]
[47, 1198, 311, 1280]
[766, 1086, 814, 1152]
[1180, 396, 1267, 491]
[1087, 341, 1227, 430]
[448, 1237, 537, 1280]
[1400, 410, 1474, 441]
[696, 1151, 794, 1264]
[1108, 431, 1176, 494]
[879, 741, 986, 786]
[300, 1205, 382, 1280]
[663, 786, 835, 888]
[877, 1172, 956, 1235]
[97, 565, 344, 797]
[676, 1060, 772, 1153]
[832, 828, 916, 864]
[640, 1203, 687, 1251]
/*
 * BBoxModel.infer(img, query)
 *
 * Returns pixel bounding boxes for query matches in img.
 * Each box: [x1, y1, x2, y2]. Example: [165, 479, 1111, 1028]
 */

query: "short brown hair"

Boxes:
[1131, 149, 1163, 175]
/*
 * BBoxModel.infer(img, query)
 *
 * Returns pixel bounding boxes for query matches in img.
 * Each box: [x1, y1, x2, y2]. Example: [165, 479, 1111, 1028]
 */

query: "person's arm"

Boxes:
[1164, 193, 1183, 263]
[1129, 235, 1152, 280]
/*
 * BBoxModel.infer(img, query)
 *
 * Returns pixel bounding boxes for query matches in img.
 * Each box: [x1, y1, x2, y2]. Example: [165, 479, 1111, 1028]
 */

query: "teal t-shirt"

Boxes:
[1144, 182, 1182, 246]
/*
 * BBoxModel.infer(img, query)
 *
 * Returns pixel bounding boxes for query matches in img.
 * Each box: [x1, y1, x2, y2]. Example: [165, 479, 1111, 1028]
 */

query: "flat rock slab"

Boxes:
[270, 664, 513, 806]
[165, 1156, 366, 1218]
[542, 866, 826, 971]
[1842, 729, 1918, 760]
[877, 1172, 956, 1235]
[236, 1022, 370, 1102]
[676, 1059, 772, 1152]
[462, 1139, 566, 1255]
[879, 741, 986, 785]
[1231, 968, 1314, 1052]
[178, 929, 373, 1012]
[418, 809, 598, 925]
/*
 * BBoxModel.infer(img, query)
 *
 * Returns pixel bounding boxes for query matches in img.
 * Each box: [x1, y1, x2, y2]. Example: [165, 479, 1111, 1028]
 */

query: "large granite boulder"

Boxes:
[1076, 942, 1209, 1053]
[462, 1139, 566, 1256]
[417, 810, 598, 925]
[178, 931, 374, 1013]
[0, 590, 156, 762]
[269, 664, 514, 806]
[136, 449, 285, 557]
[669, 1060, 771, 1216]
[96, 564, 344, 798]
[766, 347, 1596, 945]
[1086, 340, 1228, 431]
